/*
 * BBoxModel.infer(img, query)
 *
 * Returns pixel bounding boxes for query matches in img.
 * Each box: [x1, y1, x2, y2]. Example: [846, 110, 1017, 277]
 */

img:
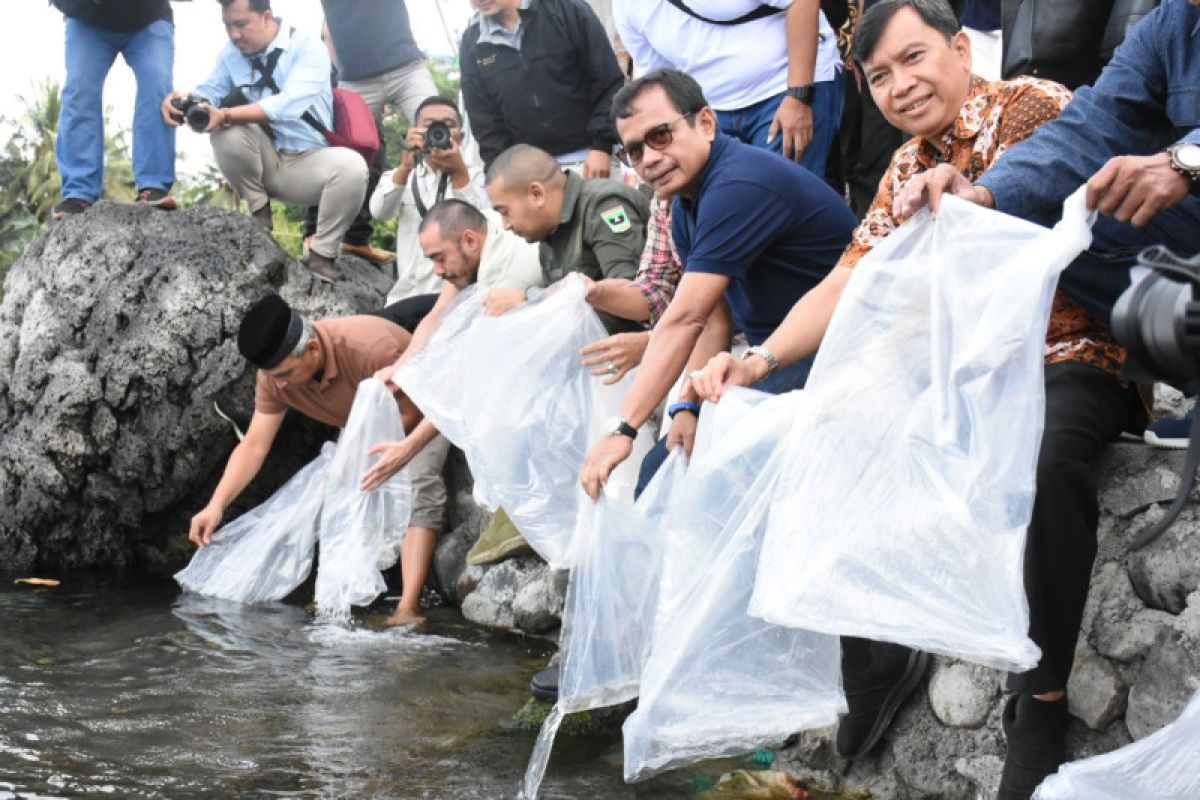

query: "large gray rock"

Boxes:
[1125, 506, 1200, 613]
[0, 202, 390, 572]
[1067, 643, 1127, 730]
[1125, 624, 1200, 739]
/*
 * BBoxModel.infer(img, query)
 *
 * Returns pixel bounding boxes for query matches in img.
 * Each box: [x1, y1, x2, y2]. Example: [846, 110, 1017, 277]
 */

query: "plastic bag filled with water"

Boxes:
[395, 274, 641, 569]
[174, 444, 333, 603]
[749, 190, 1097, 671]
[314, 378, 412, 621]
[519, 451, 687, 798]
[1034, 689, 1200, 799]
[622, 389, 845, 783]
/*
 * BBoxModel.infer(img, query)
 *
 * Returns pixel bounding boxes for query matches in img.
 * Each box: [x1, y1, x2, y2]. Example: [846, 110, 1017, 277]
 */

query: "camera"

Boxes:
[422, 120, 454, 152]
[1110, 245, 1200, 550]
[170, 94, 212, 132]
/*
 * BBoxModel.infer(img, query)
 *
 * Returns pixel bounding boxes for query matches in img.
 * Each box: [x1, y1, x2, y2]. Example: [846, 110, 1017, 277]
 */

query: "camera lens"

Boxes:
[425, 121, 453, 151]
[186, 105, 211, 132]
[1111, 247, 1200, 384]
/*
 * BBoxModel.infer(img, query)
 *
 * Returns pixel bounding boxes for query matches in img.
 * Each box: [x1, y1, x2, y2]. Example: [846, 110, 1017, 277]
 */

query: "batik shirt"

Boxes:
[837, 75, 1126, 378]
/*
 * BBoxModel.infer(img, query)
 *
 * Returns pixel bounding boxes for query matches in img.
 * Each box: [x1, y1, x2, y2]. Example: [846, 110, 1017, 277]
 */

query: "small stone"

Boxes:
[928, 660, 998, 728]
[1066, 644, 1127, 730]
[512, 566, 567, 635]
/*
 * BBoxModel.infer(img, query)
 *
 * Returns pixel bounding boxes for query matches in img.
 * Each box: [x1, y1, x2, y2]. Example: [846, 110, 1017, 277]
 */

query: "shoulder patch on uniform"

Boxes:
[600, 204, 632, 233]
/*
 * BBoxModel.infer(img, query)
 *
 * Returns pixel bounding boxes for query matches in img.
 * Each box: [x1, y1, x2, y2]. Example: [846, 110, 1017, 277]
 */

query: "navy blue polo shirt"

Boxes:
[672, 133, 857, 345]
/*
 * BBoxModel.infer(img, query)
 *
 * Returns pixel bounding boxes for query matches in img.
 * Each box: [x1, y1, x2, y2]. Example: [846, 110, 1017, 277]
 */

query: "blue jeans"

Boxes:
[57, 17, 175, 202]
[715, 73, 844, 179]
[1058, 196, 1200, 324]
[634, 356, 815, 498]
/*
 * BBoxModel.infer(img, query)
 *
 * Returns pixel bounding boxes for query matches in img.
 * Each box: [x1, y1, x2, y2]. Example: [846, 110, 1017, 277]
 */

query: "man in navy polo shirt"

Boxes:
[579, 68, 856, 500]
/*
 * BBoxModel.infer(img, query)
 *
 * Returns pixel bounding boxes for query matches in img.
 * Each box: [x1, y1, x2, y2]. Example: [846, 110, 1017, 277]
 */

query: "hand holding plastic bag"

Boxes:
[1034, 689, 1200, 799]
[174, 445, 333, 604]
[750, 190, 1096, 670]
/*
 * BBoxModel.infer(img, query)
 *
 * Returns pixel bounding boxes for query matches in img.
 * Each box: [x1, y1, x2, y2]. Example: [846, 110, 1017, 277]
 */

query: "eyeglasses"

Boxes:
[616, 112, 697, 167]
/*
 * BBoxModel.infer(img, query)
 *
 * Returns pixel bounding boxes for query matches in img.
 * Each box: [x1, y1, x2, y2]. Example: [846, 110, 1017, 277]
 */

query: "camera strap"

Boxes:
[410, 169, 451, 219]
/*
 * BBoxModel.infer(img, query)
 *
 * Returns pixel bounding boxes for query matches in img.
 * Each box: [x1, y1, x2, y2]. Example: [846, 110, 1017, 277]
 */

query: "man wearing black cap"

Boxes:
[189, 295, 438, 626]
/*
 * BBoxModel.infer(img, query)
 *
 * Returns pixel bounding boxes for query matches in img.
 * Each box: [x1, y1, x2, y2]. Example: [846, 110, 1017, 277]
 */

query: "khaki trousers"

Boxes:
[339, 59, 438, 123]
[210, 124, 367, 259]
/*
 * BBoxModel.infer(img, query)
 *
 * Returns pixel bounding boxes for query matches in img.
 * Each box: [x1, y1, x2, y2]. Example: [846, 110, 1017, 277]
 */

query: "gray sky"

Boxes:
[3, 1, 473, 179]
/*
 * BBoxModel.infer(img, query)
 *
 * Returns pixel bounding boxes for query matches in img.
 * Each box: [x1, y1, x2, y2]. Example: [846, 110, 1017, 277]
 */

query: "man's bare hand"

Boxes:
[665, 409, 698, 457]
[425, 133, 470, 187]
[580, 332, 649, 384]
[690, 351, 761, 402]
[361, 439, 418, 492]
[161, 91, 187, 127]
[893, 163, 993, 221]
[484, 287, 526, 316]
[580, 434, 633, 501]
[582, 149, 612, 179]
[768, 96, 813, 162]
[189, 505, 223, 547]
[1087, 153, 1191, 228]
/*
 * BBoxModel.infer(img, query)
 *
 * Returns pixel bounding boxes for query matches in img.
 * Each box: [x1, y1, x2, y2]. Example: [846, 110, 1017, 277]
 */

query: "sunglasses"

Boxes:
[616, 112, 697, 167]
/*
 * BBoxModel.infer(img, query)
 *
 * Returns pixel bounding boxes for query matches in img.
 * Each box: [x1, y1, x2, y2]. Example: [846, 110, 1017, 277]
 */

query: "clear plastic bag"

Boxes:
[1034, 689, 1200, 799]
[174, 445, 333, 604]
[314, 378, 412, 621]
[748, 189, 1095, 671]
[519, 451, 688, 799]
[622, 388, 845, 783]
[395, 274, 638, 568]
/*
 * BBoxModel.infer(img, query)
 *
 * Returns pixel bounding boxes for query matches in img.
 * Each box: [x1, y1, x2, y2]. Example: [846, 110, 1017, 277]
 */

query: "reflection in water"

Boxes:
[0, 575, 693, 799]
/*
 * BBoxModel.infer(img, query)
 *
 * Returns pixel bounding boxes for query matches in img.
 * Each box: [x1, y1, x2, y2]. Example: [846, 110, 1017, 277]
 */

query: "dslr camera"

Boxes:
[1110, 245, 1200, 549]
[170, 94, 212, 132]
[417, 120, 454, 154]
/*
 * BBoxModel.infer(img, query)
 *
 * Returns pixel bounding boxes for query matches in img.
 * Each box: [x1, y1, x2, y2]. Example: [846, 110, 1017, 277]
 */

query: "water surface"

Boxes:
[0, 575, 703, 799]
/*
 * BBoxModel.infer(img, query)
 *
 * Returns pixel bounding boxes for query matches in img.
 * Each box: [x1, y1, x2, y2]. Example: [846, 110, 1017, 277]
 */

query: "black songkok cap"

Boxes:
[237, 294, 304, 369]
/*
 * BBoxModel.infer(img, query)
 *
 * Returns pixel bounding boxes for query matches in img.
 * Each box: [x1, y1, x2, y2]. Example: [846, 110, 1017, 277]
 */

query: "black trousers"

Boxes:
[370, 293, 439, 334]
[1008, 360, 1142, 694]
[829, 72, 907, 218]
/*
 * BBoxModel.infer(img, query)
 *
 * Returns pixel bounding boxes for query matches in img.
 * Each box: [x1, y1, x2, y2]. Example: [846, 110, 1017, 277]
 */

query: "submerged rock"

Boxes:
[0, 202, 390, 572]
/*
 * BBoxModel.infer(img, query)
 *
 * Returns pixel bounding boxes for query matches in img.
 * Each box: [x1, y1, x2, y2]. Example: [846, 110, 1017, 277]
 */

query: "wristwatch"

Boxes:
[1167, 142, 1200, 186]
[604, 415, 638, 440]
[785, 85, 816, 106]
[742, 344, 779, 377]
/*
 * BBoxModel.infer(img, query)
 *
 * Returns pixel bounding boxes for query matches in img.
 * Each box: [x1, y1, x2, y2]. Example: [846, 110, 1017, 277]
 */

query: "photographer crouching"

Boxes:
[159, 0, 367, 284]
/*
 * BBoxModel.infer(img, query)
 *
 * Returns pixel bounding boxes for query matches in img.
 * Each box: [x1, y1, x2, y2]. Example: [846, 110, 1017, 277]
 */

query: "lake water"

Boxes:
[0, 575, 708, 799]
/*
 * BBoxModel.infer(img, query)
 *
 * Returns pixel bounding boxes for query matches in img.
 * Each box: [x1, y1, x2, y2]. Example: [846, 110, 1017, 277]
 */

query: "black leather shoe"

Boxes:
[530, 664, 559, 704]
[213, 396, 251, 440]
[998, 693, 1069, 800]
[836, 642, 929, 759]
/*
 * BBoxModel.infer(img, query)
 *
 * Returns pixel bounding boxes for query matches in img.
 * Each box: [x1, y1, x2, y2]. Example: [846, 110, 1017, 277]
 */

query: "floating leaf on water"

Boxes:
[14, 578, 60, 587]
[696, 770, 873, 800]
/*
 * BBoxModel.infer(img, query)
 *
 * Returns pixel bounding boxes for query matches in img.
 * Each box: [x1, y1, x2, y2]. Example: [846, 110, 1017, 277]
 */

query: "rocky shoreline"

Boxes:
[2, 205, 1197, 797]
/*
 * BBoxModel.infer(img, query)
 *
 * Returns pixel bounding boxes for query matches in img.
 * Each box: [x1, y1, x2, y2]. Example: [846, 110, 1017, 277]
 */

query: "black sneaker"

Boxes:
[998, 693, 1069, 800]
[836, 641, 929, 759]
[51, 197, 92, 221]
[136, 187, 178, 210]
[530, 664, 559, 704]
[213, 396, 252, 440]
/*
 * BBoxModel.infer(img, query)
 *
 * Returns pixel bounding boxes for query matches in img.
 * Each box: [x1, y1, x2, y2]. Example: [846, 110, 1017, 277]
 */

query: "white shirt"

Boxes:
[613, 0, 841, 111]
[370, 153, 487, 303]
[474, 210, 545, 293]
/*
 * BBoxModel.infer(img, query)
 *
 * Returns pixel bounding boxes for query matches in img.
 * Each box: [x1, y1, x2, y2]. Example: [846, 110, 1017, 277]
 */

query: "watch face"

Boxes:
[605, 415, 622, 435]
[1177, 144, 1200, 171]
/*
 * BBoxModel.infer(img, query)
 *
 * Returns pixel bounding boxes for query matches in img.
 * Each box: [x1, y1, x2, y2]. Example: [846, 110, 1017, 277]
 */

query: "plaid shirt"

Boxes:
[631, 197, 683, 325]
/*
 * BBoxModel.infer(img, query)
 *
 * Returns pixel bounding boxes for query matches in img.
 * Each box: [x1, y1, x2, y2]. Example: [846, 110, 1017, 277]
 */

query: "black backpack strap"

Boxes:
[662, 0, 785, 25]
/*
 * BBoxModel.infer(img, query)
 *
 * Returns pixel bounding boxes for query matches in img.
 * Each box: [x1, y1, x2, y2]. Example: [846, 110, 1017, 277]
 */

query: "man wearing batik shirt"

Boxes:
[689, 3, 1144, 798]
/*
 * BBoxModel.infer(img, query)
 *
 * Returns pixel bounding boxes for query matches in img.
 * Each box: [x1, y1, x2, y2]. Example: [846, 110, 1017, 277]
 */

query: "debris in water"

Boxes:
[695, 770, 872, 800]
[14, 578, 60, 587]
